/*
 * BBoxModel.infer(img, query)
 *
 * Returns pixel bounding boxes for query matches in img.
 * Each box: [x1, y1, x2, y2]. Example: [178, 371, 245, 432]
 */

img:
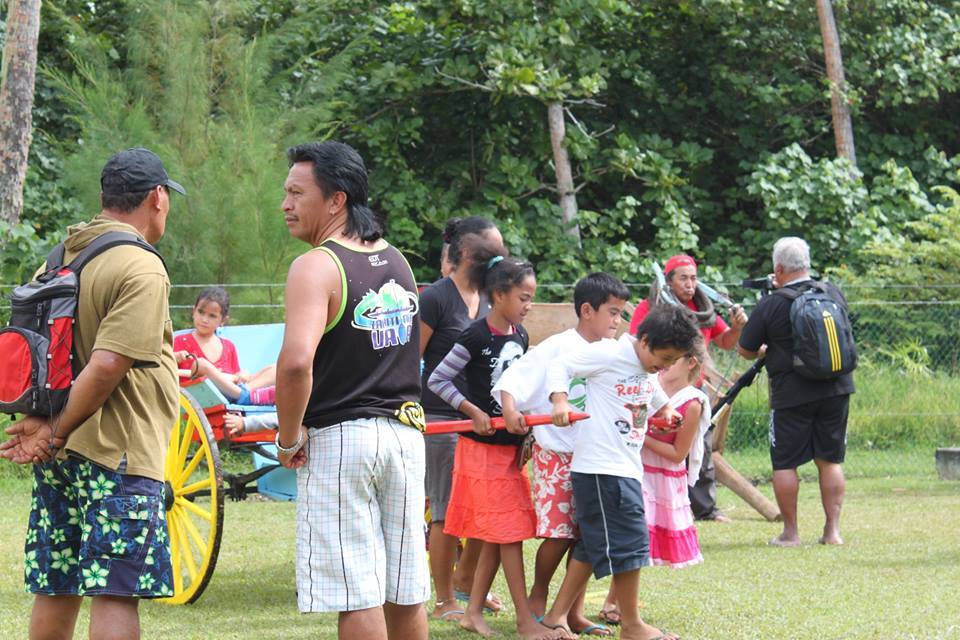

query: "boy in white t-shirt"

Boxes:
[492, 273, 629, 636]
[541, 305, 701, 640]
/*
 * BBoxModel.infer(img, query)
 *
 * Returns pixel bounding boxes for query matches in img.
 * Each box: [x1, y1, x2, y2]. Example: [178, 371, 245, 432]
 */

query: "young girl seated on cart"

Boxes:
[174, 286, 276, 404]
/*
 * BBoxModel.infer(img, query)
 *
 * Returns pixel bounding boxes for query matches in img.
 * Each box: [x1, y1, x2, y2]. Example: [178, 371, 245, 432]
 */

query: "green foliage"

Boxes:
[872, 338, 933, 377]
[828, 180, 960, 372]
[842, 0, 960, 109]
[21, 137, 86, 237]
[0, 218, 63, 286]
[10, 0, 960, 298]
[34, 1, 363, 292]
[857, 182, 960, 284]
[744, 144, 952, 274]
[746, 144, 869, 263]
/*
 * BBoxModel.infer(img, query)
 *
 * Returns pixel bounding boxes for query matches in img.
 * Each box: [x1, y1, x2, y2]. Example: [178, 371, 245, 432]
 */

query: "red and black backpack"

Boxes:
[0, 231, 164, 417]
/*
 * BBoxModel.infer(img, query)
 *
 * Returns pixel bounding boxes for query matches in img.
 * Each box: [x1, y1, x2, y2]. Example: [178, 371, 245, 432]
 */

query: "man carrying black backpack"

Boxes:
[1, 148, 183, 638]
[738, 237, 856, 548]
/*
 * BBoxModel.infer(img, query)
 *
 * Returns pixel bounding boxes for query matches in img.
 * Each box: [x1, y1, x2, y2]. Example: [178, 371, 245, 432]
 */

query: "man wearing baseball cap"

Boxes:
[2, 147, 184, 638]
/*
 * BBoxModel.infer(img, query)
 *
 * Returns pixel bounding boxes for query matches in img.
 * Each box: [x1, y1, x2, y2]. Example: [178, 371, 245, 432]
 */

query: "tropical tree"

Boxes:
[0, 0, 41, 225]
[9, 0, 960, 297]
[816, 0, 857, 166]
[40, 1, 359, 318]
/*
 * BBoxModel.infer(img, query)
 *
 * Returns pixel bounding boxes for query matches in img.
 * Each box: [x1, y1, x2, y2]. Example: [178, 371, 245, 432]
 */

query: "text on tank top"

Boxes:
[303, 239, 424, 430]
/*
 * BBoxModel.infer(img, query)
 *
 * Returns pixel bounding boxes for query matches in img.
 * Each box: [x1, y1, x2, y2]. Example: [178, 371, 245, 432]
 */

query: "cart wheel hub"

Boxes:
[164, 481, 175, 511]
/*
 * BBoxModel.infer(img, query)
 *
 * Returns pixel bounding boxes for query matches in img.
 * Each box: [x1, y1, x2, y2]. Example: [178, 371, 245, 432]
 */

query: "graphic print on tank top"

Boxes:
[304, 241, 422, 430]
[351, 279, 420, 349]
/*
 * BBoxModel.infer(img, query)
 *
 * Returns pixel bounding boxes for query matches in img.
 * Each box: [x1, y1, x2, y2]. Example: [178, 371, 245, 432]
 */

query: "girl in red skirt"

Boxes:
[429, 255, 564, 640]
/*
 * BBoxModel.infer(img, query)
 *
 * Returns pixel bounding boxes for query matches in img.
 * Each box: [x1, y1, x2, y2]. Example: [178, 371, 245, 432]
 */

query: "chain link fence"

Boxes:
[3, 280, 958, 480]
[697, 283, 960, 482]
[164, 280, 960, 481]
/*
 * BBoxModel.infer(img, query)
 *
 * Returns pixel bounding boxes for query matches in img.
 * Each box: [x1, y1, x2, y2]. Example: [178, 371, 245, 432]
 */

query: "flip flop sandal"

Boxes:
[437, 609, 465, 621]
[597, 607, 621, 626]
[454, 589, 502, 613]
[573, 623, 613, 636]
[541, 621, 579, 639]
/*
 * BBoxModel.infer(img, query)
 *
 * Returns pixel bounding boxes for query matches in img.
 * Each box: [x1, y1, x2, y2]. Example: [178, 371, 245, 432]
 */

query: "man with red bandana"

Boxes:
[628, 254, 747, 522]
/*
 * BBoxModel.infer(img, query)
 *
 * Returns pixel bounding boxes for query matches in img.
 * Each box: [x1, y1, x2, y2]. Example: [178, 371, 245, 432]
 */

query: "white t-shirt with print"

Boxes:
[492, 328, 603, 453]
[546, 333, 669, 481]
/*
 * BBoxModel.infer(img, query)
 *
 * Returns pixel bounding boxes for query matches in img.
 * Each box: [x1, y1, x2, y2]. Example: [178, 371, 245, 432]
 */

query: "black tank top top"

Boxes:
[303, 239, 424, 430]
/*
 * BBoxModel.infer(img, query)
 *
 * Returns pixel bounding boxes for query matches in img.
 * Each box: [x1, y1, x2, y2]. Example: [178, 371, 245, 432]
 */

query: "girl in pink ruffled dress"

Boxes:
[641, 341, 711, 567]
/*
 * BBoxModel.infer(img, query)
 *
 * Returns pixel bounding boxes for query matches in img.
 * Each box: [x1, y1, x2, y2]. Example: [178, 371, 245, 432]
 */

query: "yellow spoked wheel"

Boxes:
[161, 390, 224, 605]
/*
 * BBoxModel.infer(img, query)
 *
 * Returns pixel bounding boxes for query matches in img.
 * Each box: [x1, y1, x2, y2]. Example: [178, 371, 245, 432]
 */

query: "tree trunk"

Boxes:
[0, 0, 42, 226]
[815, 0, 857, 167]
[546, 102, 581, 244]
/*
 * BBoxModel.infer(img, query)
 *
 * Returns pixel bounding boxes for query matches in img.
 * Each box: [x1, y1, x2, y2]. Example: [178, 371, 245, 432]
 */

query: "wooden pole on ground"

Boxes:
[713, 452, 781, 521]
[711, 403, 732, 453]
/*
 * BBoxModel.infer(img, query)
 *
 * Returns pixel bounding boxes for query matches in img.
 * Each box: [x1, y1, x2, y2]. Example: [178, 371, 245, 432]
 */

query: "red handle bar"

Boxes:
[424, 412, 676, 435]
[425, 412, 590, 435]
[647, 416, 678, 429]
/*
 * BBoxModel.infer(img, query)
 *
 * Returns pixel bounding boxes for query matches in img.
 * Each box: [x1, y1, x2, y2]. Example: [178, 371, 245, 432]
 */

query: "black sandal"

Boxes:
[597, 606, 621, 626]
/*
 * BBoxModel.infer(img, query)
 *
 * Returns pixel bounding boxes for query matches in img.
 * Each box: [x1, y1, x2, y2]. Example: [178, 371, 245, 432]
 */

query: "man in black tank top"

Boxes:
[275, 141, 429, 639]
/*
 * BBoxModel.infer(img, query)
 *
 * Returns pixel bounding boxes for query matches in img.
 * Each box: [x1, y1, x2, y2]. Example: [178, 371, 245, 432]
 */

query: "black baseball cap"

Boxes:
[100, 147, 186, 196]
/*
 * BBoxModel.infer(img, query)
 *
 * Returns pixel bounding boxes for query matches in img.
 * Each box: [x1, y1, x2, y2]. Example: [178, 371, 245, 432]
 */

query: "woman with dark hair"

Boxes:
[420, 216, 506, 622]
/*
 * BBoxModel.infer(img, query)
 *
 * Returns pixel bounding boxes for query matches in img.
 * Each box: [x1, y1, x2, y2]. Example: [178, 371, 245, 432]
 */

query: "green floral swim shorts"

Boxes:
[24, 456, 173, 598]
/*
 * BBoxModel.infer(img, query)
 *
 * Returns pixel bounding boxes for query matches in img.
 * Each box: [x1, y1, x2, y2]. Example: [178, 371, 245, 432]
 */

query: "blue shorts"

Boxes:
[24, 457, 173, 598]
[236, 383, 252, 405]
[571, 472, 650, 579]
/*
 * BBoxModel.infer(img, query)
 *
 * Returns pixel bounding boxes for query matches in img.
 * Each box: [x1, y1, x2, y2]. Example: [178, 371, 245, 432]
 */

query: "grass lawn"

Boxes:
[1, 472, 958, 640]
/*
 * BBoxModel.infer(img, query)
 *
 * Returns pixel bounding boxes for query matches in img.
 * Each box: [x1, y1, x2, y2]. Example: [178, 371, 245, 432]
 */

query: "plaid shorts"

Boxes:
[25, 457, 173, 598]
[296, 417, 429, 613]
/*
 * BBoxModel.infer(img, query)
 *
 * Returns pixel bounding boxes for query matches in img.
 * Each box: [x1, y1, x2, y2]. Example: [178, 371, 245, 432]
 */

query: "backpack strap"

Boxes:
[46, 242, 67, 270]
[774, 280, 822, 301]
[66, 231, 167, 275]
[774, 287, 801, 301]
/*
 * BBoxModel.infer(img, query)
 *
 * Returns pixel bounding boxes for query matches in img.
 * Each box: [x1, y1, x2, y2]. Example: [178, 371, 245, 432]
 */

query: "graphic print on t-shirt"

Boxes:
[487, 340, 525, 413]
[568, 377, 587, 410]
[614, 373, 656, 452]
[352, 279, 419, 349]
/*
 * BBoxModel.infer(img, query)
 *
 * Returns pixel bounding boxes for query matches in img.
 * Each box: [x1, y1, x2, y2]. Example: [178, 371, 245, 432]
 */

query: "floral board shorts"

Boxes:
[24, 456, 173, 598]
[532, 444, 578, 540]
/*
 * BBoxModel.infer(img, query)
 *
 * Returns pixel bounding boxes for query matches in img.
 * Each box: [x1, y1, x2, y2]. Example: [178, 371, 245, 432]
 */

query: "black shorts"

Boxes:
[769, 394, 850, 470]
[570, 472, 649, 579]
